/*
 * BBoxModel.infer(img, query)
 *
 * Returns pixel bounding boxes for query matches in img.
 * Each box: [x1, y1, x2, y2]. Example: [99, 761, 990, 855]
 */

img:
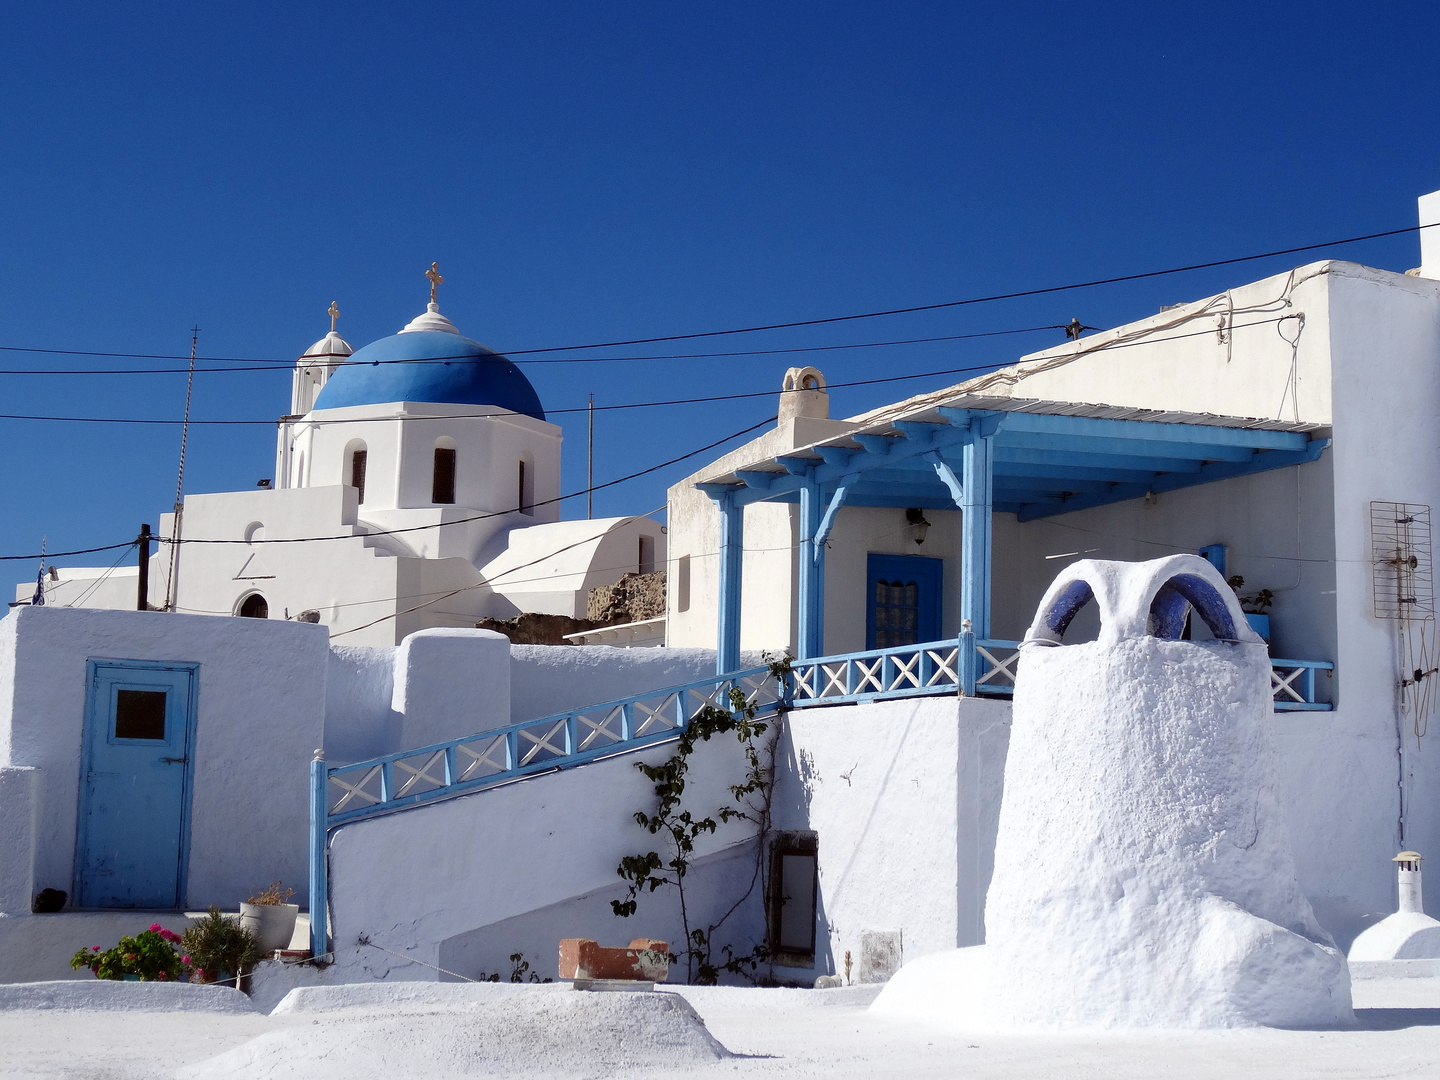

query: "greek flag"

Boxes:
[32, 565, 44, 606]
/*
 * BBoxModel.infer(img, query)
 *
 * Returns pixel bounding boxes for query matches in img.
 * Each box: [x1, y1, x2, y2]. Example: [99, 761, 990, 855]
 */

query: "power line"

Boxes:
[0, 219, 1432, 367]
[163, 414, 778, 548]
[0, 314, 1291, 427]
[0, 325, 1067, 376]
[0, 415, 772, 565]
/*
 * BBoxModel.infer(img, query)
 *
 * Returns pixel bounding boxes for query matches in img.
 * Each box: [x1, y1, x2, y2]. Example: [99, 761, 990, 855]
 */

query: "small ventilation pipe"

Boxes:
[1396, 851, 1424, 914]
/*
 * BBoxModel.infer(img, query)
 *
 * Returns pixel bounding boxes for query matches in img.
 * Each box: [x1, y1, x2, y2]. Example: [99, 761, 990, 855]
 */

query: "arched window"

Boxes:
[238, 594, 269, 619]
[432, 439, 456, 504]
[345, 440, 368, 505]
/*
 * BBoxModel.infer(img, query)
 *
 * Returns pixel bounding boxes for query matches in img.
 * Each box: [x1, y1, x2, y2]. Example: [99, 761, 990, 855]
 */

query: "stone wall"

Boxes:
[587, 571, 667, 623]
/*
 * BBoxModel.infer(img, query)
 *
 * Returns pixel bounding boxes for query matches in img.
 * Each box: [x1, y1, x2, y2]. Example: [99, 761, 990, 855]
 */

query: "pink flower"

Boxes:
[149, 923, 162, 932]
[157, 971, 168, 981]
[181, 955, 191, 965]
[91, 946, 100, 952]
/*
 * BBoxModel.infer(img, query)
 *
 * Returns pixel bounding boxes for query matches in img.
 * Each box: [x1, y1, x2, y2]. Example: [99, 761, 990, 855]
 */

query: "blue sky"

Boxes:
[1, 2, 1437, 570]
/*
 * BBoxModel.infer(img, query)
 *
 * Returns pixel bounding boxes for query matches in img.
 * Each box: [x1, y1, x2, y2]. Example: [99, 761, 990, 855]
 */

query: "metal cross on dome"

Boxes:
[327, 301, 340, 332]
[426, 261, 443, 304]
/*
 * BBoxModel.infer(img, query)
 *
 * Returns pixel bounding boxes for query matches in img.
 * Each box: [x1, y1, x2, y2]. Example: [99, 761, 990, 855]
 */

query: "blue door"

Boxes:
[76, 661, 198, 908]
[866, 554, 943, 649]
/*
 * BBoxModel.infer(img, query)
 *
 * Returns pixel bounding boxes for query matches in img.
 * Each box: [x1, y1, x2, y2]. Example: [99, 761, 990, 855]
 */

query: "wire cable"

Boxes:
[0, 315, 1298, 428]
[0, 219, 1433, 365]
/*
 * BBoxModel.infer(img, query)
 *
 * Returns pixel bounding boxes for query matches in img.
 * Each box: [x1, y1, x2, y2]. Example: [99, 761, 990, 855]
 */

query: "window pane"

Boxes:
[904, 582, 919, 606]
[114, 689, 167, 740]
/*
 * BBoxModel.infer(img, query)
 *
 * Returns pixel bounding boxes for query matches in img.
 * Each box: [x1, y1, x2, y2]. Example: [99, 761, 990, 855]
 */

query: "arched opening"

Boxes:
[344, 440, 368, 505]
[244, 521, 265, 544]
[1148, 573, 1240, 641]
[432, 437, 457, 504]
[237, 594, 269, 619]
[1039, 579, 1096, 640]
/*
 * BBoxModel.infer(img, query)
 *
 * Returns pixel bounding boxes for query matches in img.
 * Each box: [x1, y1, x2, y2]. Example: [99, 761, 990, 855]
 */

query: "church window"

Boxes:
[433, 447, 456, 504]
[639, 534, 655, 575]
[350, 449, 367, 504]
[238, 594, 269, 619]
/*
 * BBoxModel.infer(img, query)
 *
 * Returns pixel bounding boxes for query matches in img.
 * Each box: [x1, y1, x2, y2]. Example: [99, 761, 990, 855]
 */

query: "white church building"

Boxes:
[17, 272, 664, 646]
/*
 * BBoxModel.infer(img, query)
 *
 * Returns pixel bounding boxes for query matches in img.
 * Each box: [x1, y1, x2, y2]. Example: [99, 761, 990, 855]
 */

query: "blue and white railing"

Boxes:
[309, 635, 1333, 954]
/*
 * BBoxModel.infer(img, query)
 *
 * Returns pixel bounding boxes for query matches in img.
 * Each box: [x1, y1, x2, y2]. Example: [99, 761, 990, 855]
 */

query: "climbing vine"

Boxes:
[612, 653, 791, 985]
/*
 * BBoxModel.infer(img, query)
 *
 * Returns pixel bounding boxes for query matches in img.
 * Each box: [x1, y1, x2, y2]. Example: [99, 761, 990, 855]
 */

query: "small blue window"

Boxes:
[866, 554, 943, 649]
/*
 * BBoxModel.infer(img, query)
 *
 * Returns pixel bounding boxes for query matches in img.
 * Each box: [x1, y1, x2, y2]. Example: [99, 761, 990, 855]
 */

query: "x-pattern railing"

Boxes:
[1269, 658, 1334, 711]
[321, 666, 780, 830]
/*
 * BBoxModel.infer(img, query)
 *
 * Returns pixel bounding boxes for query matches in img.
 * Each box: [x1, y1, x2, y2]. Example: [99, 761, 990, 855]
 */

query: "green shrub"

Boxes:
[180, 907, 262, 983]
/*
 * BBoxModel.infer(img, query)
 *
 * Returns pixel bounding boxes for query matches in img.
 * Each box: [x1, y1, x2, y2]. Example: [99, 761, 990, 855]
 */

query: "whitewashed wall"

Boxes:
[325, 729, 764, 981]
[768, 696, 1012, 981]
[0, 606, 329, 911]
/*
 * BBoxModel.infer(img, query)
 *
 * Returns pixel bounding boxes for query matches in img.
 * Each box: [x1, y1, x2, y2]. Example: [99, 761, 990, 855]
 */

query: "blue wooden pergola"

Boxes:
[697, 395, 1330, 673]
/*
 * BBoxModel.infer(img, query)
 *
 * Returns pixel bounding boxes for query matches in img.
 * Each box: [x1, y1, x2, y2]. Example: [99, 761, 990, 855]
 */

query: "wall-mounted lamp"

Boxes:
[256, 479, 273, 489]
[47, 566, 59, 581]
[906, 507, 931, 546]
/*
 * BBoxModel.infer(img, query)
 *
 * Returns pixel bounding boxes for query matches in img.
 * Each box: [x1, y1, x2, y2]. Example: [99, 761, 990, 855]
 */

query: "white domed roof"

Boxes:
[399, 302, 461, 336]
[301, 330, 354, 360]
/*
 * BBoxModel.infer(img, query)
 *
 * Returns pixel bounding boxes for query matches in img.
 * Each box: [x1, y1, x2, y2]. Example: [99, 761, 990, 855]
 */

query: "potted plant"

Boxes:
[238, 881, 299, 954]
[1227, 575, 1274, 643]
[70, 924, 185, 981]
[181, 907, 262, 986]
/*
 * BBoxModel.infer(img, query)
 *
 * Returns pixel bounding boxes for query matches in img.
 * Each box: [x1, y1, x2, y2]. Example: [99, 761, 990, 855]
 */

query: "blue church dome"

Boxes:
[313, 320, 545, 421]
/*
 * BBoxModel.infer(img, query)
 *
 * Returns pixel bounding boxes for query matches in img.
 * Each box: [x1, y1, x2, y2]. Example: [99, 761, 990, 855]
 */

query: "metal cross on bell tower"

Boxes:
[426, 262, 443, 305]
[327, 301, 340, 332]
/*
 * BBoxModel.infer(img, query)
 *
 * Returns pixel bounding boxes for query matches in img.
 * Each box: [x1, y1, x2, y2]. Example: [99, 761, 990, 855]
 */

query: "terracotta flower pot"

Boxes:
[239, 902, 300, 953]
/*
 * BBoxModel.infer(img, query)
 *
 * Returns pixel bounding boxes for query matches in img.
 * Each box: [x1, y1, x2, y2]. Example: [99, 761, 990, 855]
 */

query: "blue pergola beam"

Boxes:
[998, 460, 1161, 485]
[722, 422, 978, 507]
[1015, 439, 1330, 522]
[996, 475, 1118, 495]
[996, 410, 1308, 452]
[993, 444, 1205, 475]
[1000, 429, 1259, 464]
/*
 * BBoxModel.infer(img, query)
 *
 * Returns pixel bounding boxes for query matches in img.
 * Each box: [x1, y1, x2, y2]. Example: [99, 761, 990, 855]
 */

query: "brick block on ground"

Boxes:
[558, 938, 671, 982]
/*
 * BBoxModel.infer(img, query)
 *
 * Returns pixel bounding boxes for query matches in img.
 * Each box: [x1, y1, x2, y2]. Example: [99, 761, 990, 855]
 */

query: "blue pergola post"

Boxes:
[960, 435, 993, 695]
[308, 751, 329, 958]
[798, 476, 824, 659]
[716, 491, 744, 675]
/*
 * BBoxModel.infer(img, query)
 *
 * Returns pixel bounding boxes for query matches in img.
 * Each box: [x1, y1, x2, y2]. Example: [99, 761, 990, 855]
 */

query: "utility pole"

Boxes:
[164, 327, 200, 611]
[136, 524, 151, 610]
[587, 393, 595, 520]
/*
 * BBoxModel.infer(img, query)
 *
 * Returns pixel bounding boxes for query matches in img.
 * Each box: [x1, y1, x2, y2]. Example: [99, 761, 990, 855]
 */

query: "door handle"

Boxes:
[160, 756, 187, 764]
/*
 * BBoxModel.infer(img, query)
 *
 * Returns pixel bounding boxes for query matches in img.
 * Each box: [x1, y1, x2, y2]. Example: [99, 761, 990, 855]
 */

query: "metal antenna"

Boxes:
[163, 326, 200, 611]
[587, 393, 595, 520]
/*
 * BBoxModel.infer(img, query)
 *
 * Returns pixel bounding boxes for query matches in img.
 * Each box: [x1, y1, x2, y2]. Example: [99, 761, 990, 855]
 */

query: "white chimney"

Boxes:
[1396, 851, 1424, 914]
[1420, 191, 1440, 280]
[778, 366, 829, 424]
